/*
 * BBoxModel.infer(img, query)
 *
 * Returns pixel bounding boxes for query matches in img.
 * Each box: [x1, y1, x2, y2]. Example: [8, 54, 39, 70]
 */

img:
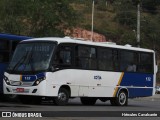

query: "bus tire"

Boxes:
[0, 94, 18, 102]
[80, 97, 97, 105]
[4, 94, 19, 102]
[54, 88, 69, 106]
[111, 90, 128, 106]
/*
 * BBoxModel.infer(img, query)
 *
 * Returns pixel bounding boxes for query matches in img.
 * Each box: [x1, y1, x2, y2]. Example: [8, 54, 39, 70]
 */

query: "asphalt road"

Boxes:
[0, 94, 160, 120]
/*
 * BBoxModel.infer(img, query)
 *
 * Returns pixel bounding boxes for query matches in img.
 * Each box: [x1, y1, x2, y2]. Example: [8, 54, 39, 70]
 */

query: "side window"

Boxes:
[59, 50, 71, 65]
[55, 46, 72, 66]
[113, 50, 119, 71]
[76, 46, 97, 69]
[120, 50, 137, 72]
[98, 48, 114, 71]
[137, 53, 153, 73]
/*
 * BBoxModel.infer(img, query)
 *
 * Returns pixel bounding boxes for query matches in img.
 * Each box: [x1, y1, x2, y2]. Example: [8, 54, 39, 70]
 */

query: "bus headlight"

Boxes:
[33, 77, 46, 86]
[3, 75, 10, 85]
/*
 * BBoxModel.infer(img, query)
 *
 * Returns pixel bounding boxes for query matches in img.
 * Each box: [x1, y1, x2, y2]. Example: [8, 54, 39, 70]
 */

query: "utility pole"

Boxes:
[106, 0, 108, 7]
[137, 1, 140, 47]
[91, 0, 94, 41]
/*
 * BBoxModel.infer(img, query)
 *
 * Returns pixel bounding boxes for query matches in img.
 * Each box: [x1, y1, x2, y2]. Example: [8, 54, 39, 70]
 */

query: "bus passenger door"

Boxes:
[75, 45, 97, 97]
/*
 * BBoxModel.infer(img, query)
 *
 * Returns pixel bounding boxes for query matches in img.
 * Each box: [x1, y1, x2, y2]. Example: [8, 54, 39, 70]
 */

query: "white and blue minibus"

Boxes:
[3, 37, 158, 105]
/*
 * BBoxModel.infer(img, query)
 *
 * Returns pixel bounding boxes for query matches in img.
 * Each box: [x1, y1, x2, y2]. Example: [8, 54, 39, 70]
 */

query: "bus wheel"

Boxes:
[54, 88, 69, 106]
[80, 97, 97, 105]
[0, 94, 18, 102]
[111, 90, 128, 106]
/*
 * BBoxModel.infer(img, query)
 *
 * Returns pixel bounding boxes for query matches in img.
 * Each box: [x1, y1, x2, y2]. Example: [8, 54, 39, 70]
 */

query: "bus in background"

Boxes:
[0, 33, 32, 101]
[3, 37, 158, 105]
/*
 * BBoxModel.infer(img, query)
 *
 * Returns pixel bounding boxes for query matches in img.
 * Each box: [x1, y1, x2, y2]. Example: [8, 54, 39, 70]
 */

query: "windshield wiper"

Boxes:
[22, 51, 34, 72]
[11, 51, 29, 71]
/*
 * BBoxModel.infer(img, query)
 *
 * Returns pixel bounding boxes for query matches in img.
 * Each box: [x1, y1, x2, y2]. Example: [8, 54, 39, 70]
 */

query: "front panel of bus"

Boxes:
[3, 41, 57, 96]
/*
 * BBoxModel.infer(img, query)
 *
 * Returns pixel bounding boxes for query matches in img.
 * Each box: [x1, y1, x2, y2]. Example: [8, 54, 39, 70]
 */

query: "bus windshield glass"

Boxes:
[7, 42, 56, 72]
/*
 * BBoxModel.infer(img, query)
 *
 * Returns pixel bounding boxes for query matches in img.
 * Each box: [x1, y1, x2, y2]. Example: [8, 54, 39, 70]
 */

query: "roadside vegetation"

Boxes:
[0, 0, 159, 83]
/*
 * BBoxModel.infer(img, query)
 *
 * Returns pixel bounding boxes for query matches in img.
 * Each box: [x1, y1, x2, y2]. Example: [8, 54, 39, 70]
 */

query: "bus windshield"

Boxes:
[7, 42, 56, 73]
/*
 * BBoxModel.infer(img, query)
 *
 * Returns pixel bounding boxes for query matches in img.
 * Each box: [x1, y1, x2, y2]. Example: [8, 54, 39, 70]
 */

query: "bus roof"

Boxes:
[22, 37, 154, 53]
[0, 33, 32, 40]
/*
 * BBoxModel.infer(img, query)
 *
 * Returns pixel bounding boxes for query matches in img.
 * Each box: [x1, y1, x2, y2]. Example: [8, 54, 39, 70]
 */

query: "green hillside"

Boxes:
[0, 0, 159, 50]
[0, 0, 159, 82]
[71, 0, 160, 50]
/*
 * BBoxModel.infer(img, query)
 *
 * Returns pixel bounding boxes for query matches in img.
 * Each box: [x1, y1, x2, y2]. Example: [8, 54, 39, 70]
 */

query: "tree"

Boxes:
[0, 0, 78, 37]
[132, 0, 141, 5]
[132, 0, 160, 14]
[114, 0, 137, 28]
[141, 0, 158, 13]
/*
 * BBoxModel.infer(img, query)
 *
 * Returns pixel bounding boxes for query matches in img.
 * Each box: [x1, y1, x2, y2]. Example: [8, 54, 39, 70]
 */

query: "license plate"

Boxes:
[16, 88, 24, 92]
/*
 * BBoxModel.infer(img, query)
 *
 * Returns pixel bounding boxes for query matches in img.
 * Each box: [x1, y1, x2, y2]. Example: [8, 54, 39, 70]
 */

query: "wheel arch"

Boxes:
[59, 85, 71, 97]
[116, 87, 129, 98]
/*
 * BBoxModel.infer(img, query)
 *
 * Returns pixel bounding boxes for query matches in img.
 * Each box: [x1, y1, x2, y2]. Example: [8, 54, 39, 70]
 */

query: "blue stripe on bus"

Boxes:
[120, 73, 153, 87]
[128, 88, 153, 98]
[22, 72, 46, 82]
[120, 73, 153, 97]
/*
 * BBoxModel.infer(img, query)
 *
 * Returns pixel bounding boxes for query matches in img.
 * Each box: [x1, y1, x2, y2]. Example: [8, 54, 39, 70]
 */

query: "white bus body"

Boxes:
[3, 37, 157, 106]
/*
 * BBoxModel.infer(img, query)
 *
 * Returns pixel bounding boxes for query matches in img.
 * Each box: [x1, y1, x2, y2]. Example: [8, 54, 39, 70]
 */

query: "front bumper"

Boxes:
[3, 80, 47, 96]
